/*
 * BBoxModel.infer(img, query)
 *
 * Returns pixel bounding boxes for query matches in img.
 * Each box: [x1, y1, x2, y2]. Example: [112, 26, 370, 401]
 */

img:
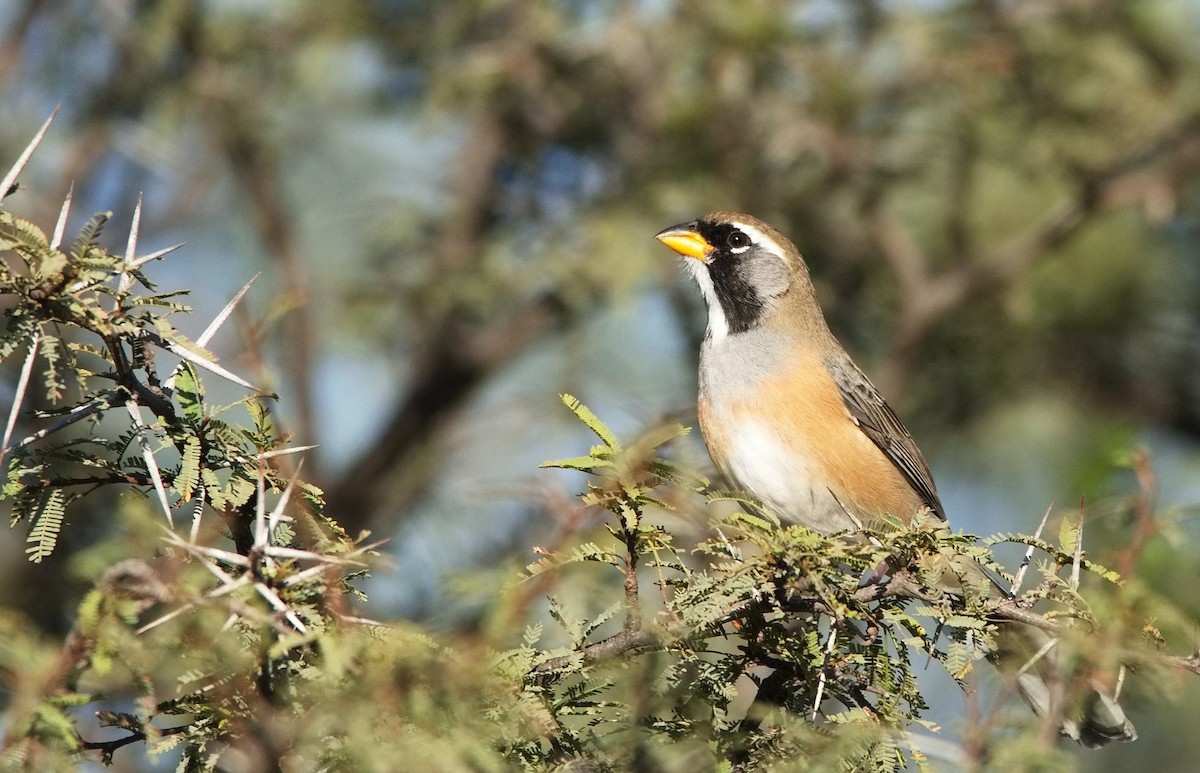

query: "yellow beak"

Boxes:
[654, 226, 712, 260]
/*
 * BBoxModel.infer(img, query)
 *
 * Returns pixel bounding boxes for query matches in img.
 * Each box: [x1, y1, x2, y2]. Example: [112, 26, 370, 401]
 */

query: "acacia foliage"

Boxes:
[0, 160, 1191, 771]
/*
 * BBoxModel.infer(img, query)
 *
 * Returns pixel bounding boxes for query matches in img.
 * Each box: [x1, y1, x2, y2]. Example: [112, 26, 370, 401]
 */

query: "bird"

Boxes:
[655, 211, 1136, 747]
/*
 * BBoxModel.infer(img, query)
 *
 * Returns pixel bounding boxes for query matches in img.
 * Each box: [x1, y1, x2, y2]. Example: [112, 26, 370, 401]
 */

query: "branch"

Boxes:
[1169, 649, 1200, 677]
[532, 523, 654, 684]
[77, 722, 191, 763]
[849, 569, 1063, 633]
[210, 105, 317, 476]
[527, 566, 1098, 686]
[1115, 447, 1157, 579]
[531, 628, 660, 684]
[326, 293, 565, 531]
[873, 117, 1200, 395]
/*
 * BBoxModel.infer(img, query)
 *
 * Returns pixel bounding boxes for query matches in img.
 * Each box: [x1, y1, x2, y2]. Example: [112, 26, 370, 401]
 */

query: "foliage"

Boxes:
[3, 0, 1200, 767]
[1, 157, 1193, 770]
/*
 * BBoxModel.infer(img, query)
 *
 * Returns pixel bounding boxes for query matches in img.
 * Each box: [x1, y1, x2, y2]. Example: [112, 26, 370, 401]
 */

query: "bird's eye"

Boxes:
[727, 231, 750, 250]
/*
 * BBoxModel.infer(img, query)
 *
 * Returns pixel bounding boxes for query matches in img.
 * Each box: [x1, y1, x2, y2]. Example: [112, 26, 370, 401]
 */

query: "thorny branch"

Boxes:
[528, 561, 1200, 687]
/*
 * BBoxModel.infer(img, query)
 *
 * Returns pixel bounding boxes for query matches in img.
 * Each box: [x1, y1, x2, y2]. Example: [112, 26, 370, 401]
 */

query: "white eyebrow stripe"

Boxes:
[730, 220, 788, 264]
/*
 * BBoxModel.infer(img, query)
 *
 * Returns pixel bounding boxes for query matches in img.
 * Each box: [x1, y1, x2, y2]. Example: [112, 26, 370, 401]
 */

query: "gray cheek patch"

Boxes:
[704, 244, 795, 335]
[742, 246, 792, 302]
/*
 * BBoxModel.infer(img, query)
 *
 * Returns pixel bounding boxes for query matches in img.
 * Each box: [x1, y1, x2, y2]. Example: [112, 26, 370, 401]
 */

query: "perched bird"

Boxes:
[656, 211, 1135, 747]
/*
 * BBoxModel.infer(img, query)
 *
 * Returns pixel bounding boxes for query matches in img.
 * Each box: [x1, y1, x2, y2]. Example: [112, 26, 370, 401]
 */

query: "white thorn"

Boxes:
[124, 193, 143, 263]
[1070, 505, 1084, 591]
[114, 194, 144, 305]
[159, 338, 254, 390]
[267, 461, 304, 538]
[1011, 504, 1053, 596]
[125, 400, 174, 527]
[126, 242, 184, 270]
[50, 183, 73, 249]
[254, 468, 268, 550]
[197, 273, 258, 347]
[0, 107, 58, 205]
[189, 489, 205, 544]
[257, 444, 318, 460]
[0, 330, 41, 473]
[810, 621, 839, 722]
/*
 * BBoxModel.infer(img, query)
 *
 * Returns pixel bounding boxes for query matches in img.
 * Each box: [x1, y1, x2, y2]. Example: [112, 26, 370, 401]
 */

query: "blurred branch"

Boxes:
[326, 294, 566, 532]
[0, 0, 46, 87]
[1114, 448, 1158, 580]
[211, 110, 318, 476]
[325, 110, 564, 532]
[874, 118, 1200, 395]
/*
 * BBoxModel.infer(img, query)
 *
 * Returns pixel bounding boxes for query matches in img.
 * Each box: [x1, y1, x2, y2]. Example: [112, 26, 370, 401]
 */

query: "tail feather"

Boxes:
[1000, 624, 1136, 747]
[1078, 689, 1137, 748]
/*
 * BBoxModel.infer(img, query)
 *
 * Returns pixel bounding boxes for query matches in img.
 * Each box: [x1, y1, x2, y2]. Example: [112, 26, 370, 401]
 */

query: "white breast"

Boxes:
[716, 413, 861, 533]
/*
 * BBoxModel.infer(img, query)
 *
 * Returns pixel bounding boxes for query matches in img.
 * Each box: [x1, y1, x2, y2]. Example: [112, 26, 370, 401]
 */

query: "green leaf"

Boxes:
[201, 466, 224, 509]
[68, 211, 111, 259]
[26, 488, 66, 562]
[247, 397, 273, 439]
[40, 332, 67, 401]
[1058, 515, 1080, 555]
[223, 471, 256, 508]
[175, 363, 205, 423]
[127, 295, 192, 313]
[726, 510, 778, 532]
[559, 393, 619, 450]
[76, 588, 104, 637]
[0, 211, 50, 255]
[176, 435, 201, 502]
[0, 308, 37, 362]
[539, 454, 613, 472]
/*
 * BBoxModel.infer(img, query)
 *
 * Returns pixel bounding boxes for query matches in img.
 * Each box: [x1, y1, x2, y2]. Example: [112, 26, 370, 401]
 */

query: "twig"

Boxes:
[1116, 448, 1157, 579]
[529, 567, 1076, 687]
[622, 527, 642, 637]
[78, 722, 192, 761]
[533, 523, 654, 683]
[811, 621, 840, 721]
[531, 628, 660, 682]
[1069, 499, 1084, 591]
[13, 398, 106, 450]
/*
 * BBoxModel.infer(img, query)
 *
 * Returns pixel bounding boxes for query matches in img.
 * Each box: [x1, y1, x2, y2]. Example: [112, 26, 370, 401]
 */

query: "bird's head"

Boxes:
[655, 212, 816, 342]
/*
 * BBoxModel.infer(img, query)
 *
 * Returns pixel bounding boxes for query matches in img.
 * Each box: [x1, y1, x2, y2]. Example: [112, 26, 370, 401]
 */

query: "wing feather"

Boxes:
[825, 351, 945, 520]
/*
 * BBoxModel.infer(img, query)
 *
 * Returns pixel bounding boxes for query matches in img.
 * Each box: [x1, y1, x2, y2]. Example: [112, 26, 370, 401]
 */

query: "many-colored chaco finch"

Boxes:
[656, 212, 1135, 747]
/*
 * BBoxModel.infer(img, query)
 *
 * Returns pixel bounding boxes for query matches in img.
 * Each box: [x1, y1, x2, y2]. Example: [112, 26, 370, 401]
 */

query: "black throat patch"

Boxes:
[708, 252, 765, 335]
[699, 221, 769, 335]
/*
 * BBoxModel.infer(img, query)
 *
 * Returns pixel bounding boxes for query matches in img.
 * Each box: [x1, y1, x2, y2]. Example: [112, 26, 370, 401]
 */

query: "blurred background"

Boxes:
[2, 0, 1200, 768]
